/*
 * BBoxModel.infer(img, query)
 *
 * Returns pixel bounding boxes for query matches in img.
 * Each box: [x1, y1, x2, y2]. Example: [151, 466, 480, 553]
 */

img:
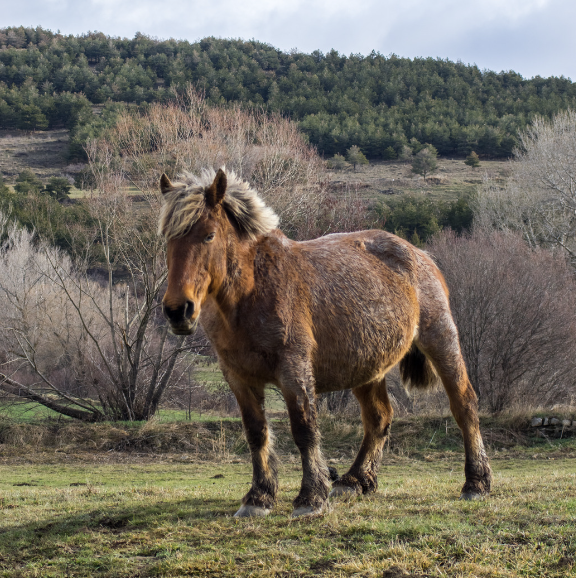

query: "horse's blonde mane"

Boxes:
[158, 168, 279, 241]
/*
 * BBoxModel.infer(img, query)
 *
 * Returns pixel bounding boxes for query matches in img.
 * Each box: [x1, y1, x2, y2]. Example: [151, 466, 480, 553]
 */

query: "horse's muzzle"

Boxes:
[163, 301, 196, 334]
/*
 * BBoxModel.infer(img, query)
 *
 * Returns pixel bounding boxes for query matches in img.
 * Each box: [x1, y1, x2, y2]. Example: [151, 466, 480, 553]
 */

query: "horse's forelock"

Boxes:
[159, 169, 279, 240]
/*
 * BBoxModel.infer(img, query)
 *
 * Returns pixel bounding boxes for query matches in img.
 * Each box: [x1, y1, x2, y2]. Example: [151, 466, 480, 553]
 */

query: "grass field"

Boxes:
[0, 414, 575, 577]
[326, 157, 510, 204]
[1, 455, 575, 577]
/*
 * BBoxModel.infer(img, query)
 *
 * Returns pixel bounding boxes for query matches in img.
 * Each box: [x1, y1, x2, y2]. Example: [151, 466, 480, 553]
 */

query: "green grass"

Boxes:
[0, 456, 575, 577]
[0, 403, 238, 425]
[154, 410, 240, 424]
[0, 403, 70, 423]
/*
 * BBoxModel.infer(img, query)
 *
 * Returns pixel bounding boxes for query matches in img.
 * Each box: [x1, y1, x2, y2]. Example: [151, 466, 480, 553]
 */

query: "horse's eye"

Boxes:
[204, 232, 216, 243]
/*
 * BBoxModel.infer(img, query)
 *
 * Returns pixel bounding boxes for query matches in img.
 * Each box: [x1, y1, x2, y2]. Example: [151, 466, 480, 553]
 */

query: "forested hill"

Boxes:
[2, 26, 576, 159]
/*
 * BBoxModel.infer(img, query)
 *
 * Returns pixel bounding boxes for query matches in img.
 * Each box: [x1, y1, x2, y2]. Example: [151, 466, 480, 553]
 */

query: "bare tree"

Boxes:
[0, 203, 197, 421]
[428, 228, 576, 413]
[475, 109, 576, 265]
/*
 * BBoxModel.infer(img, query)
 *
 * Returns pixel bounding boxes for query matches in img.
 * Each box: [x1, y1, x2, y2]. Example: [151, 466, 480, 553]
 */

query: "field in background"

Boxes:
[327, 156, 509, 203]
[0, 129, 69, 179]
[0, 414, 575, 577]
[0, 128, 509, 203]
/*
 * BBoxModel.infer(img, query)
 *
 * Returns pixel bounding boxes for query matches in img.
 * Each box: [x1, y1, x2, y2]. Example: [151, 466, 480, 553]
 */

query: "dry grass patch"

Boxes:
[0, 129, 70, 180]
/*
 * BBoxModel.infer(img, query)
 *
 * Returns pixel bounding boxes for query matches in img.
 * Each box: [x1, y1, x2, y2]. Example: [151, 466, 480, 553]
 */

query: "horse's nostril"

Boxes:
[163, 301, 195, 324]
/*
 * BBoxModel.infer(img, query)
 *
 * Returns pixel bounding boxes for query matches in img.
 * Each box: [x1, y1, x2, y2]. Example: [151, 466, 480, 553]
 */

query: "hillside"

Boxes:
[2, 27, 576, 160]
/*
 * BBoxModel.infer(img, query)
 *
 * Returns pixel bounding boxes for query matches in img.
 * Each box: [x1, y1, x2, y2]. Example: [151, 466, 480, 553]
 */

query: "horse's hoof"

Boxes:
[460, 492, 485, 501]
[233, 504, 271, 517]
[292, 506, 324, 518]
[329, 485, 359, 498]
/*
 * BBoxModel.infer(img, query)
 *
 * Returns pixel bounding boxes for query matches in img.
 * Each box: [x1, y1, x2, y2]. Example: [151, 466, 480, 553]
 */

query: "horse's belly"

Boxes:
[312, 316, 414, 393]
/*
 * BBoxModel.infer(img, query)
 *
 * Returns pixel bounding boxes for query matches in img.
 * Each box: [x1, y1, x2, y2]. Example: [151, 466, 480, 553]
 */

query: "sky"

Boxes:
[3, 0, 575, 80]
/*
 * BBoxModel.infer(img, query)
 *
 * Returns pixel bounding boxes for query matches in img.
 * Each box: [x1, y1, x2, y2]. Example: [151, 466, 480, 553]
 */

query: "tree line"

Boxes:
[2, 27, 576, 159]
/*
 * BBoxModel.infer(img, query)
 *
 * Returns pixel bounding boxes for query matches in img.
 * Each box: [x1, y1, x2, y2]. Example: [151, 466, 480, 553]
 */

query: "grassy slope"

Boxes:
[327, 156, 510, 203]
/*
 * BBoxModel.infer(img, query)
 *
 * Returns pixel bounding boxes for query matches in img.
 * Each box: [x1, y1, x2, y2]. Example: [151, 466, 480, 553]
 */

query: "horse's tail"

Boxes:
[399, 344, 439, 390]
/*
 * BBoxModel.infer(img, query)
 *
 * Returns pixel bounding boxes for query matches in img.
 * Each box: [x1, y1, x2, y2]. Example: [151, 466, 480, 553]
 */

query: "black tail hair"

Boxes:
[399, 344, 439, 390]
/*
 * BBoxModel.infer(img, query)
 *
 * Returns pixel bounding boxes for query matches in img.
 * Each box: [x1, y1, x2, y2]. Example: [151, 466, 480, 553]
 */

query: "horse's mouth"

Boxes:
[168, 319, 198, 336]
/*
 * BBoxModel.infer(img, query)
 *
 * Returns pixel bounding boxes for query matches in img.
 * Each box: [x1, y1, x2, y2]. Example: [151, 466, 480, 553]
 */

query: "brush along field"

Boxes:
[0, 417, 575, 577]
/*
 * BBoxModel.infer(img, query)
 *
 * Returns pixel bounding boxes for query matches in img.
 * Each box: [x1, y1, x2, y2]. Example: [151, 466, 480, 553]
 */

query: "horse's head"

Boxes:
[159, 168, 279, 335]
[160, 169, 230, 334]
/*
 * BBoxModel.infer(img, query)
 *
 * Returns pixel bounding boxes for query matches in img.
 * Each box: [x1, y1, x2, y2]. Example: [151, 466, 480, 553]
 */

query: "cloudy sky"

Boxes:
[4, 0, 575, 79]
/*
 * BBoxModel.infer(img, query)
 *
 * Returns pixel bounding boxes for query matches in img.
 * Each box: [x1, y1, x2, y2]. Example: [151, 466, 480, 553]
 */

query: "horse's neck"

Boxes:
[204, 232, 287, 336]
[209, 236, 258, 322]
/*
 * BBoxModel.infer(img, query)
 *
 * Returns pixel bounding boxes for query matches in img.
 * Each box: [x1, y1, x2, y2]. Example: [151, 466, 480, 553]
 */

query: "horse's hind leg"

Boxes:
[330, 379, 392, 497]
[226, 373, 278, 517]
[417, 329, 492, 499]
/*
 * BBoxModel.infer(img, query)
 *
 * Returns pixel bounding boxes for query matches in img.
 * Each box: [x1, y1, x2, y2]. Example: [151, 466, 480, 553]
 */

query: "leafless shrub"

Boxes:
[93, 86, 335, 240]
[297, 182, 382, 241]
[0, 212, 200, 421]
[475, 109, 576, 266]
[166, 374, 240, 419]
[428, 228, 576, 413]
[318, 390, 357, 417]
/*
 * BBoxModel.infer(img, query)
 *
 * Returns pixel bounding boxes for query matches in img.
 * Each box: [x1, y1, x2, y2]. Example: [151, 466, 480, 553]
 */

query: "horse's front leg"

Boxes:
[281, 364, 330, 517]
[227, 373, 278, 517]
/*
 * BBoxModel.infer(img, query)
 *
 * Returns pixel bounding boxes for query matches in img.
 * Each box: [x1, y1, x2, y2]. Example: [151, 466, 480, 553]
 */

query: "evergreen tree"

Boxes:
[328, 153, 349, 170]
[465, 151, 480, 168]
[346, 145, 369, 171]
[398, 145, 413, 163]
[383, 146, 397, 160]
[411, 145, 438, 179]
[14, 170, 43, 194]
[18, 104, 48, 131]
[44, 176, 71, 200]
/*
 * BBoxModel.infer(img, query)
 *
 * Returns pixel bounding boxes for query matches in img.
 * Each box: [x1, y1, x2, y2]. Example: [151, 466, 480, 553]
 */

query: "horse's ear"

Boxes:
[160, 173, 174, 195]
[205, 169, 227, 208]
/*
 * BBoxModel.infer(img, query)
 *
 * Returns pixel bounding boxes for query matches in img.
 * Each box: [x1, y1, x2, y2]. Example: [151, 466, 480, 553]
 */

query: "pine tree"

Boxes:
[398, 145, 413, 163]
[346, 145, 369, 171]
[14, 170, 43, 194]
[44, 177, 72, 200]
[411, 145, 438, 179]
[465, 151, 480, 168]
[328, 153, 349, 170]
[383, 146, 397, 160]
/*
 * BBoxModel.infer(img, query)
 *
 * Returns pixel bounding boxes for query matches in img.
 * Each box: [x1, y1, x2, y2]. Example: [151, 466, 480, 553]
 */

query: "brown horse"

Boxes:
[159, 168, 492, 517]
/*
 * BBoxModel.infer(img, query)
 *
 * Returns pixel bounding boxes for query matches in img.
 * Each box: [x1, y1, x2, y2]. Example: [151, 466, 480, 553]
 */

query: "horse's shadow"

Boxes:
[0, 495, 242, 547]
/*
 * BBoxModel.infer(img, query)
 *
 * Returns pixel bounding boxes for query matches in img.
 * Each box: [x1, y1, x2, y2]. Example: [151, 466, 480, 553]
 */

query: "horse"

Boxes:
[159, 168, 492, 517]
